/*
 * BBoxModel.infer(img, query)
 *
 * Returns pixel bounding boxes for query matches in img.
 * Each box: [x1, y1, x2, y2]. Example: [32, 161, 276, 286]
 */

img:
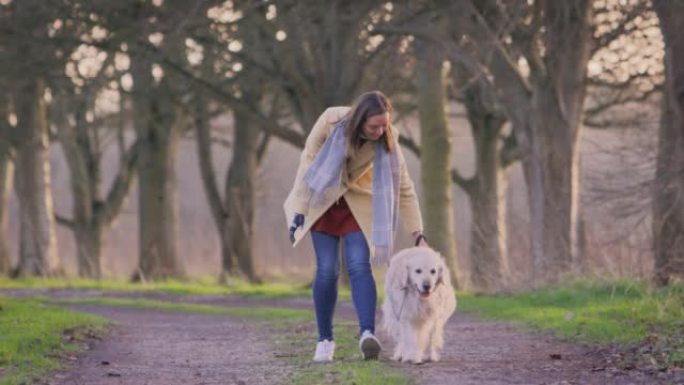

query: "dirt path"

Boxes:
[394, 313, 669, 385]
[3, 289, 680, 385]
[49, 305, 291, 385]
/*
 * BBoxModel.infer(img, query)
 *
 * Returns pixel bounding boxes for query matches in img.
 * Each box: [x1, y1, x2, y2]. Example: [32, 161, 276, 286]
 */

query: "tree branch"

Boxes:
[194, 94, 228, 231]
[451, 168, 475, 194]
[99, 139, 140, 226]
[55, 213, 76, 229]
[591, 2, 651, 55]
[398, 134, 421, 158]
[500, 132, 520, 167]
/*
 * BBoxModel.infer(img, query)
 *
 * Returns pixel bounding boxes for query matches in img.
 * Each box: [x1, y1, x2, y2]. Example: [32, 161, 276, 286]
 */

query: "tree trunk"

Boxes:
[193, 86, 238, 282]
[652, 0, 684, 285]
[450, 0, 592, 285]
[0, 142, 13, 275]
[131, 57, 183, 280]
[59, 100, 101, 278]
[74, 225, 103, 278]
[11, 79, 60, 277]
[526, 80, 584, 283]
[62, 142, 102, 278]
[226, 110, 260, 282]
[461, 84, 509, 292]
[524, 1, 592, 284]
[414, 40, 459, 285]
[57, 92, 139, 279]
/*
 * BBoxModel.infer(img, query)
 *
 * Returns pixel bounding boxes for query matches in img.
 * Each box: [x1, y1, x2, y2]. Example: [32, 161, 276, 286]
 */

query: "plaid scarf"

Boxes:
[298, 119, 400, 263]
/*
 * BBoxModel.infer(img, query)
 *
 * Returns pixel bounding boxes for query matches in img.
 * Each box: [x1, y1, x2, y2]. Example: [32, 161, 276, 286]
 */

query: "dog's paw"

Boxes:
[405, 355, 424, 365]
[392, 352, 403, 362]
[429, 351, 441, 362]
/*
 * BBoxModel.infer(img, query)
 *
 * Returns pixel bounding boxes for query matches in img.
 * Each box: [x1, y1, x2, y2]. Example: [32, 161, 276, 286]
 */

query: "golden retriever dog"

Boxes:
[381, 247, 456, 364]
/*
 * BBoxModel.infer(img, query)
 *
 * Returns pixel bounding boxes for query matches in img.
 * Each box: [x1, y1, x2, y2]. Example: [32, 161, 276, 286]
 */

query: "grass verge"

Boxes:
[0, 277, 317, 298]
[458, 280, 684, 369]
[58, 296, 311, 323]
[0, 296, 109, 385]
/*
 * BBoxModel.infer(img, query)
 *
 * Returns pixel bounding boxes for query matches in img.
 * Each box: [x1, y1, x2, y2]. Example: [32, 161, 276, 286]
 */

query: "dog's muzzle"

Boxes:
[419, 283, 431, 299]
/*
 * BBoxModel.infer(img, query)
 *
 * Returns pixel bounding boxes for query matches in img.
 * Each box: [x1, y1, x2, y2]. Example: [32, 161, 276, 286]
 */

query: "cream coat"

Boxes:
[283, 106, 423, 250]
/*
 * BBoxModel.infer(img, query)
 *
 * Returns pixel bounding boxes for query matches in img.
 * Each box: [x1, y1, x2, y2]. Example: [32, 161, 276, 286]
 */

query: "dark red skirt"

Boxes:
[311, 196, 361, 236]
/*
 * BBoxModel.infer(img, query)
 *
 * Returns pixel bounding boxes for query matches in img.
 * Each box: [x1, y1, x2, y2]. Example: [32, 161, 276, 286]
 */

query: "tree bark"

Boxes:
[527, 79, 585, 282]
[57, 101, 139, 279]
[0, 138, 13, 275]
[193, 87, 237, 281]
[414, 39, 459, 285]
[11, 79, 60, 277]
[652, 0, 684, 286]
[195, 105, 262, 283]
[459, 79, 509, 293]
[131, 56, 183, 280]
[226, 110, 261, 282]
[528, 2, 592, 283]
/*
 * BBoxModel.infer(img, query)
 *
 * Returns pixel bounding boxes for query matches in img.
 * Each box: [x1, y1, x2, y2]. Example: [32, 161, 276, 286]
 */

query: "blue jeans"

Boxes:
[311, 230, 377, 341]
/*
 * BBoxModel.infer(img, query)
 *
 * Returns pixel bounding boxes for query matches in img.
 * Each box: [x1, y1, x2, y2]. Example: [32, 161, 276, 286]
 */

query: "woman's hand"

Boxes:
[289, 213, 305, 244]
[412, 231, 428, 247]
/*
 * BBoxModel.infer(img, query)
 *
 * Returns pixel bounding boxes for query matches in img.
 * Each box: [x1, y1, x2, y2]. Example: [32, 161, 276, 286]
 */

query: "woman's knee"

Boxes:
[344, 232, 371, 278]
[312, 232, 340, 281]
[346, 257, 372, 280]
[316, 267, 339, 282]
[315, 258, 340, 281]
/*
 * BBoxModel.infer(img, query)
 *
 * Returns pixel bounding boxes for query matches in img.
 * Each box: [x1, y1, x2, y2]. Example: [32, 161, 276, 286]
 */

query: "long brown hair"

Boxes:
[342, 90, 396, 157]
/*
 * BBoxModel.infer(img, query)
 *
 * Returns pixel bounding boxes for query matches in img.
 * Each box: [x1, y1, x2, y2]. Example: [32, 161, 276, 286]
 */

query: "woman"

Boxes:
[283, 90, 426, 362]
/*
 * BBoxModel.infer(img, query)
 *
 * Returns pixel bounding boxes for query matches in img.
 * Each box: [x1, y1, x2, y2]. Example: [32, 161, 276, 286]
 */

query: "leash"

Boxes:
[392, 286, 409, 322]
[388, 234, 435, 322]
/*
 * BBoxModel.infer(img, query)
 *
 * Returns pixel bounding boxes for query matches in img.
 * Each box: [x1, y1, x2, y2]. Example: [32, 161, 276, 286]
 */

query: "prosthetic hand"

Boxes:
[289, 213, 305, 244]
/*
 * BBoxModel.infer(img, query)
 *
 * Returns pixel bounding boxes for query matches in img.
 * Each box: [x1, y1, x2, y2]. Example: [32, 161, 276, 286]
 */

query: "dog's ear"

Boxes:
[390, 263, 410, 291]
[437, 256, 452, 288]
[436, 264, 444, 287]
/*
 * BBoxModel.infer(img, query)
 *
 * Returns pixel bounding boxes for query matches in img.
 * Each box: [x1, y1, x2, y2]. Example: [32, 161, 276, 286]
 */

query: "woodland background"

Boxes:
[0, 0, 682, 293]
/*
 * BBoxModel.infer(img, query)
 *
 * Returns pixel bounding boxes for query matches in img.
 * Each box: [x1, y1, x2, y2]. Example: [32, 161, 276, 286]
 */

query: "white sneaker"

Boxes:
[359, 330, 381, 360]
[313, 339, 335, 362]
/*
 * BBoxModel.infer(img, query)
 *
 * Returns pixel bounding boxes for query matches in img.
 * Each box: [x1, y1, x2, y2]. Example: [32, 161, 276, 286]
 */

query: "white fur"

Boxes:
[381, 247, 457, 364]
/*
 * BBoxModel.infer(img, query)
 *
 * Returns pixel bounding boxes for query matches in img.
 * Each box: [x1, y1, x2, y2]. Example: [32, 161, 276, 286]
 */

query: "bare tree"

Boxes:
[112, 0, 218, 280]
[0, 0, 69, 277]
[444, 0, 595, 284]
[10, 78, 61, 277]
[413, 37, 459, 285]
[129, 49, 186, 280]
[193, 75, 266, 283]
[652, 0, 684, 286]
[453, 68, 513, 292]
[53, 87, 139, 278]
[190, 3, 274, 282]
[0, 106, 13, 275]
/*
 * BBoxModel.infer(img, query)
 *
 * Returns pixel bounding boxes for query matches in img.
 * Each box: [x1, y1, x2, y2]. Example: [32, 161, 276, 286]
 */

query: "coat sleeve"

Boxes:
[288, 108, 334, 215]
[397, 144, 424, 234]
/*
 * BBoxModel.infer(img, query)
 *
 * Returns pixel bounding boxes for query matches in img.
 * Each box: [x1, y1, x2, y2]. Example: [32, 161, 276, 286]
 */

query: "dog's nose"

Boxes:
[422, 283, 431, 292]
